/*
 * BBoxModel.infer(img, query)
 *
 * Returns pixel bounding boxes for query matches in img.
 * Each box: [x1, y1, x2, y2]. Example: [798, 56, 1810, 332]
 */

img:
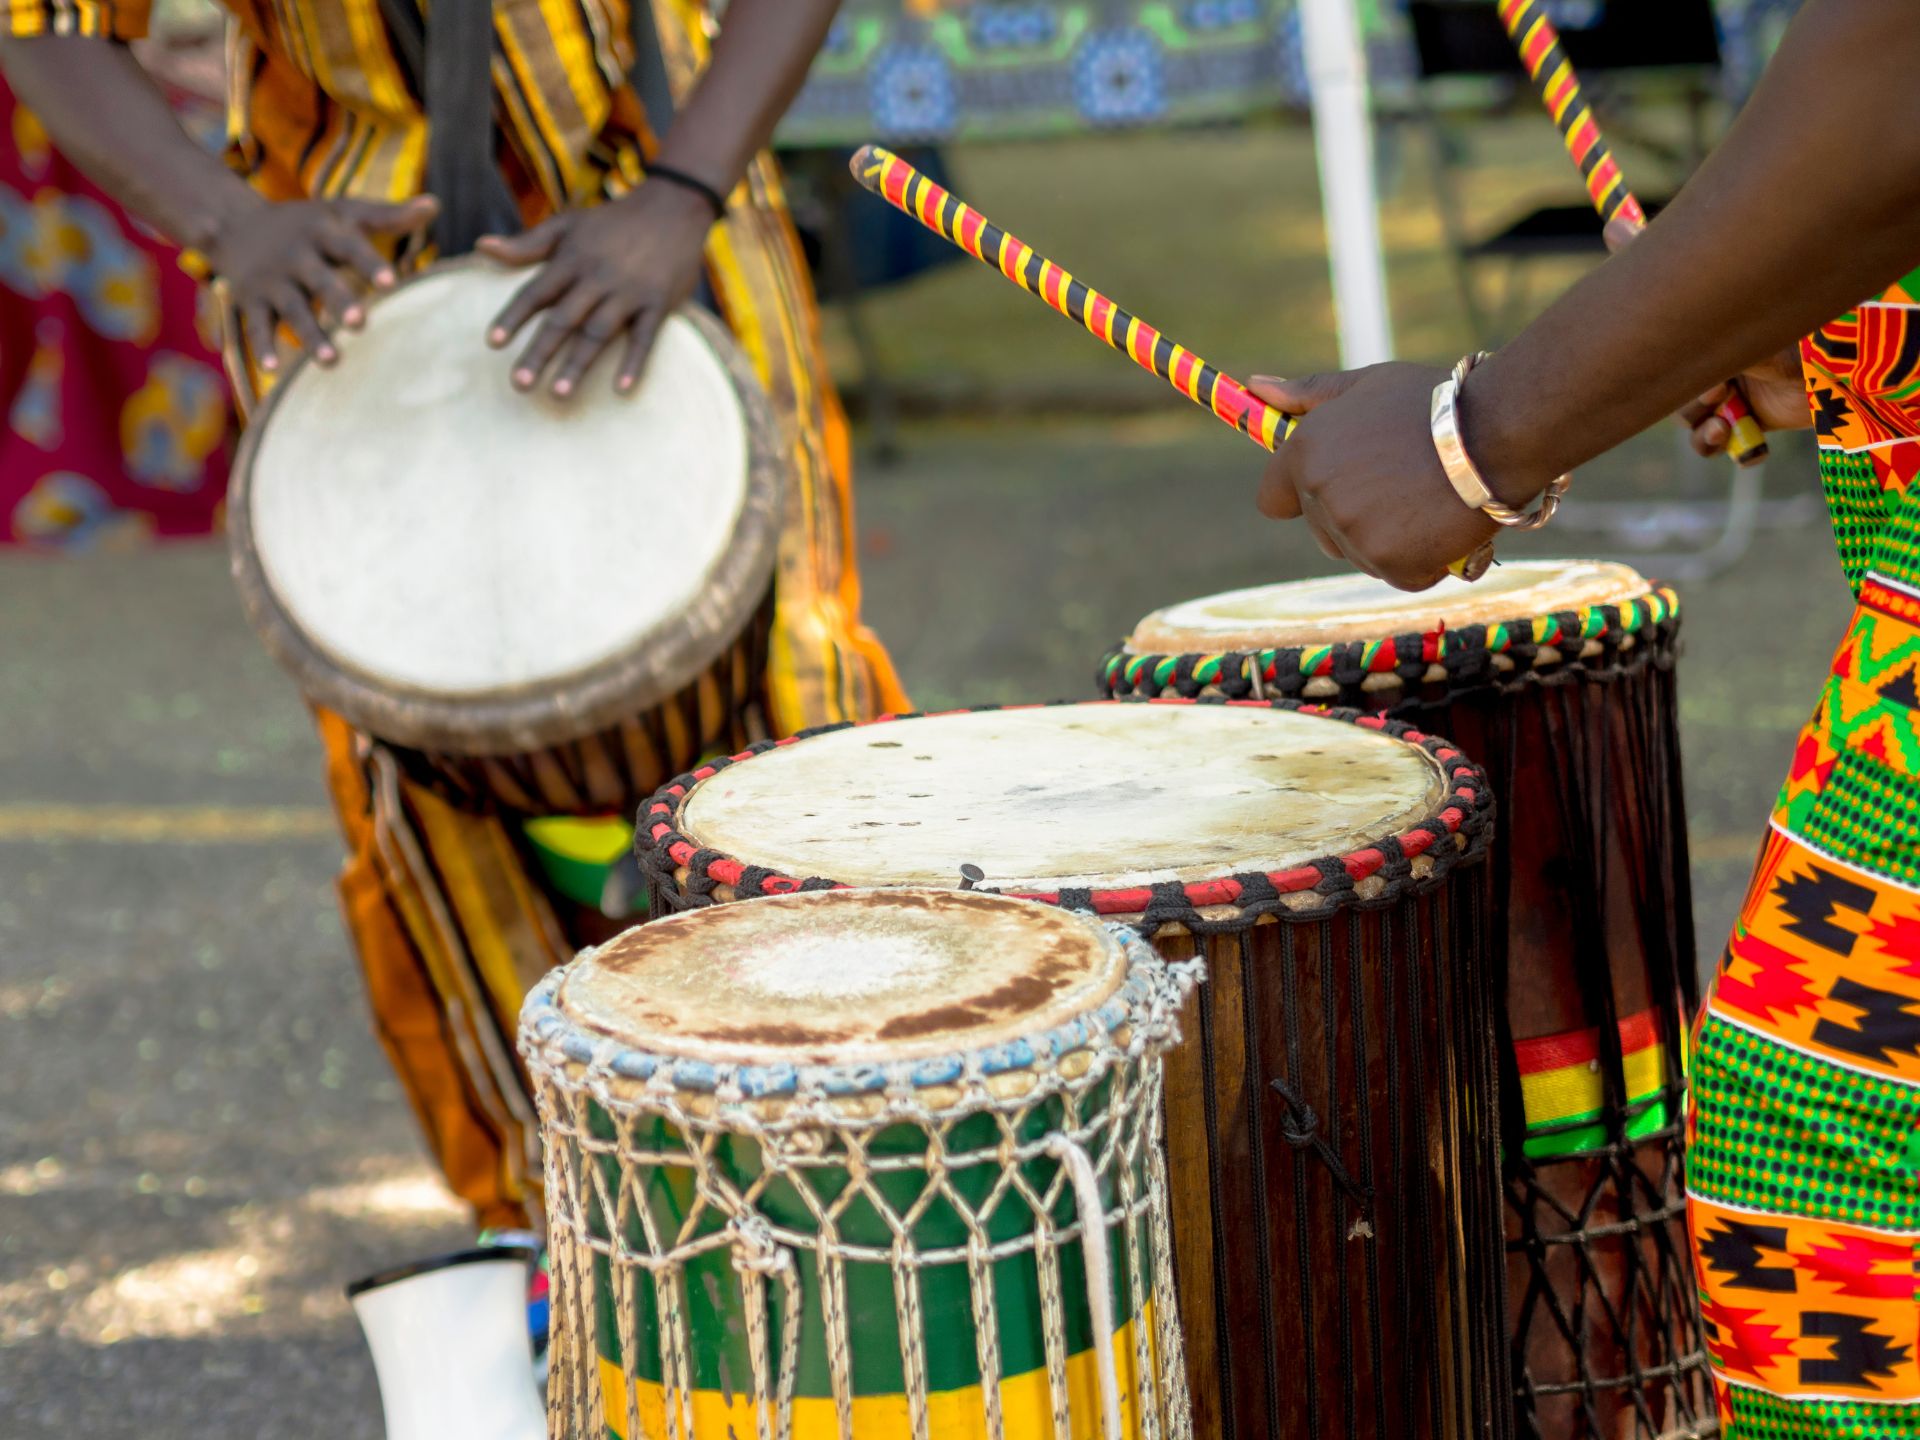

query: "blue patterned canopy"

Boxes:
[774, 0, 1803, 147]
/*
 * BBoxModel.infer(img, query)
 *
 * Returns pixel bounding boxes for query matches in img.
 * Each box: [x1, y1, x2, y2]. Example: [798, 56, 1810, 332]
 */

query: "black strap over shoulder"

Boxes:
[421, 0, 520, 254]
[626, 0, 678, 141]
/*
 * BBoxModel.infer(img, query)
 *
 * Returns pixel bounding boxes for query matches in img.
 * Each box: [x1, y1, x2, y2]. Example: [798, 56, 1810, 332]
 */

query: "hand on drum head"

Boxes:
[476, 183, 714, 400]
[210, 195, 439, 373]
[1247, 366, 1501, 592]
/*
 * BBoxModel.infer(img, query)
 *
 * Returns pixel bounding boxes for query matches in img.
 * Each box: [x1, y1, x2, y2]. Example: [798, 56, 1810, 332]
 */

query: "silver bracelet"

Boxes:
[1430, 351, 1570, 530]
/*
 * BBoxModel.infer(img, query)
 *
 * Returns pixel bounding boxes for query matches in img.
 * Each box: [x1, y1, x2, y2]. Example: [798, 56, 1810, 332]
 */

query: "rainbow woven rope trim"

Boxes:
[1100, 589, 1679, 700]
[636, 697, 1493, 926]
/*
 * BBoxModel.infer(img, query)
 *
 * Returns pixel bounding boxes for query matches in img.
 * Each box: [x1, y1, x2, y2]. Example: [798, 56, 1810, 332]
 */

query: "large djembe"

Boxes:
[637, 696, 1504, 1440]
[1101, 561, 1710, 1439]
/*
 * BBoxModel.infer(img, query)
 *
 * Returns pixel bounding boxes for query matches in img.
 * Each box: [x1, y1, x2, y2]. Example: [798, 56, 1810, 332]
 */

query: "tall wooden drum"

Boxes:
[521, 887, 1197, 1439]
[637, 697, 1504, 1440]
[228, 261, 786, 818]
[1100, 562, 1708, 1439]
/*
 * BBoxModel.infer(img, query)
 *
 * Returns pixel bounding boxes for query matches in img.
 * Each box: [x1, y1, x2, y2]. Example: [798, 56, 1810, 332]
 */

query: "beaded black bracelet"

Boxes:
[645, 163, 728, 220]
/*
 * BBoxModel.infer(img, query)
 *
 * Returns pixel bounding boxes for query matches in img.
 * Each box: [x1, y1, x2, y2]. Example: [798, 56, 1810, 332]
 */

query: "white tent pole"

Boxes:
[1299, 0, 1395, 368]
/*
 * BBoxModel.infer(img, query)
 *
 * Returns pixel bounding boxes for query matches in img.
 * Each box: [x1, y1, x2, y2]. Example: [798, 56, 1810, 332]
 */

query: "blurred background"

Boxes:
[0, 0, 1847, 1434]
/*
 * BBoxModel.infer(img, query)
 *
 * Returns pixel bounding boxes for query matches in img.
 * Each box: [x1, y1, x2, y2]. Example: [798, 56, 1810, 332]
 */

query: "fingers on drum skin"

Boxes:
[616, 310, 666, 394]
[294, 252, 361, 332]
[511, 286, 604, 391]
[317, 221, 394, 299]
[278, 289, 335, 364]
[241, 300, 280, 372]
[547, 296, 638, 398]
[487, 262, 576, 353]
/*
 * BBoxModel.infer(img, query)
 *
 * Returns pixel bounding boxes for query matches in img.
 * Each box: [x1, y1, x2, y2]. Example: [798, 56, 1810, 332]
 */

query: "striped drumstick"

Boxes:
[850, 144, 1292, 452]
[1497, 0, 1770, 467]
[849, 145, 1493, 579]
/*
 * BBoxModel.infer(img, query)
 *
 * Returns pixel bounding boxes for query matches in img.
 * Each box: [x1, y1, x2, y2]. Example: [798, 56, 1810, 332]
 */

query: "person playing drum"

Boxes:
[0, 0, 907, 1251]
[1245, 4, 1920, 1435]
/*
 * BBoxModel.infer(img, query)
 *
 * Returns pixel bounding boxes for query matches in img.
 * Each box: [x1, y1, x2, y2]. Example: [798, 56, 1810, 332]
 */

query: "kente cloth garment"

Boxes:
[0, 79, 234, 547]
[1687, 266, 1920, 1438]
[0, 0, 906, 1221]
[337, 0, 905, 1226]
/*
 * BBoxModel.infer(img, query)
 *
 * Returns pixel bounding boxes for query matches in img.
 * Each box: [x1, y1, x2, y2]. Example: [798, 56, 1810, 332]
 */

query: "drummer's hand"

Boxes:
[1247, 366, 1500, 592]
[476, 183, 713, 399]
[208, 195, 439, 372]
[1601, 216, 1810, 457]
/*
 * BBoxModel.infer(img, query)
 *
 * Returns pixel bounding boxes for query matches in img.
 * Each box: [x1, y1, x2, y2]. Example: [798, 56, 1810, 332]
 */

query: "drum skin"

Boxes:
[636, 697, 1509, 1440]
[1102, 574, 1711, 1440]
[228, 263, 787, 819]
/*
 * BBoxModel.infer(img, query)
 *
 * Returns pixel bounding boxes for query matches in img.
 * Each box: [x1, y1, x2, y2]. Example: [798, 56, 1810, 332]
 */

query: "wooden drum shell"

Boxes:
[1152, 893, 1506, 1440]
[1103, 599, 1710, 1439]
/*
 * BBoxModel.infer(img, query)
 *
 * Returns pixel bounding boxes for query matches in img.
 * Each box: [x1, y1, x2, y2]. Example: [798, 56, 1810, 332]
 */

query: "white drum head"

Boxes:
[678, 704, 1446, 893]
[1128, 560, 1650, 653]
[555, 888, 1129, 1066]
[231, 263, 784, 753]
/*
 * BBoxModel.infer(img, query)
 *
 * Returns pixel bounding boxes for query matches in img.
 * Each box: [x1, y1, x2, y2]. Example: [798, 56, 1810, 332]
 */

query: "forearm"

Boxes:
[1469, 0, 1920, 501]
[650, 0, 838, 193]
[0, 35, 261, 250]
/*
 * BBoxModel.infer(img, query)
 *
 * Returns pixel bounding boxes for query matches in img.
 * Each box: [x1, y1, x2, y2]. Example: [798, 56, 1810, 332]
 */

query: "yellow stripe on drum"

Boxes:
[1519, 1041, 1665, 1131]
[596, 1306, 1157, 1440]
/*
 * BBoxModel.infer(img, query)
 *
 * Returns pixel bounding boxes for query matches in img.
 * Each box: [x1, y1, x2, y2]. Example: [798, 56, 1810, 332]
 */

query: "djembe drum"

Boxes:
[228, 261, 784, 819]
[1100, 561, 1708, 1438]
[520, 886, 1197, 1439]
[637, 697, 1504, 1440]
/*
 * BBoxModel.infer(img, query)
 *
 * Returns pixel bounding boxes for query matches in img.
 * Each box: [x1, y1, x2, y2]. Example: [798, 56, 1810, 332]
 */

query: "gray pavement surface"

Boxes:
[0, 416, 1855, 1437]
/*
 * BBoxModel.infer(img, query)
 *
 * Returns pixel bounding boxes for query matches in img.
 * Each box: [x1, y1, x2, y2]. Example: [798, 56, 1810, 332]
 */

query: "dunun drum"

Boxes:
[1101, 561, 1709, 1438]
[638, 698, 1504, 1440]
[228, 261, 785, 818]
[520, 887, 1197, 1439]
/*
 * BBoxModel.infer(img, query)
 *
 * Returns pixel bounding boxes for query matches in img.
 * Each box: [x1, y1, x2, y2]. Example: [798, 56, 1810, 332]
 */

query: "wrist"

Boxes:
[1452, 355, 1558, 510]
[189, 180, 268, 261]
[642, 158, 732, 221]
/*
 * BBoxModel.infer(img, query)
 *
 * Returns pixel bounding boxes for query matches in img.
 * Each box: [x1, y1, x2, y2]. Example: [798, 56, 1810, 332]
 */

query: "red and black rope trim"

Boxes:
[635, 696, 1493, 929]
[1099, 590, 1681, 705]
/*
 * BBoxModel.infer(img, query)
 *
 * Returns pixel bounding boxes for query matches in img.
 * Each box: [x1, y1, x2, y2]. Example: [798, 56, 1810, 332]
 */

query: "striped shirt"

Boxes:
[5, 0, 649, 215]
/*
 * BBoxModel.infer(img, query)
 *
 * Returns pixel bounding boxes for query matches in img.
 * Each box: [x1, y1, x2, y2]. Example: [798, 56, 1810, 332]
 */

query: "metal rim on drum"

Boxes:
[227, 258, 788, 756]
[637, 697, 1493, 928]
[1100, 564, 1680, 705]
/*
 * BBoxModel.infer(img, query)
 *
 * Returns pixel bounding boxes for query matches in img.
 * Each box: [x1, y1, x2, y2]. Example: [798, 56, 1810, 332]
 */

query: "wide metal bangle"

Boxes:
[1430, 352, 1570, 530]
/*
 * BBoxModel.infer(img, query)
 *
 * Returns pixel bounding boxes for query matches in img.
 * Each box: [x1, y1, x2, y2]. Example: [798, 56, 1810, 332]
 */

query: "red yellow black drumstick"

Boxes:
[850, 145, 1289, 452]
[850, 144, 1494, 578]
[1497, 0, 1769, 467]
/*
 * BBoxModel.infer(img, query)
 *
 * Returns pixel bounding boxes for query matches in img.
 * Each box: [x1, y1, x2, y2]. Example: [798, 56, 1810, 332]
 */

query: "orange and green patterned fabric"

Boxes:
[1689, 262, 1920, 1437]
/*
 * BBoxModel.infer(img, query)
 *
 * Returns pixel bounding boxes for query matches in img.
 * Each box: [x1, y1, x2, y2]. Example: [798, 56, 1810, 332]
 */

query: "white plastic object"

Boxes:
[347, 1248, 546, 1440]
[1300, 0, 1396, 367]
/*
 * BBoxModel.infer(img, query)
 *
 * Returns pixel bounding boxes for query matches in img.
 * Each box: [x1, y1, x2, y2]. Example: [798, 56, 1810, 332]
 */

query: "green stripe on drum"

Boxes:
[1520, 1091, 1669, 1160]
[585, 1093, 1154, 1423]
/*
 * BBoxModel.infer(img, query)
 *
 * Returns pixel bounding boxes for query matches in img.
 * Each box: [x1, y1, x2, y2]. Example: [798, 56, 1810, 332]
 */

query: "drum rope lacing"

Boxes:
[523, 935, 1204, 1440]
[1100, 590, 1681, 706]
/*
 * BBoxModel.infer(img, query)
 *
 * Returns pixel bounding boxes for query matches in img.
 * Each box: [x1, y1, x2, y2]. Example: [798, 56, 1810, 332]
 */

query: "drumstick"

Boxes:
[849, 145, 1492, 580]
[1497, 0, 1770, 467]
